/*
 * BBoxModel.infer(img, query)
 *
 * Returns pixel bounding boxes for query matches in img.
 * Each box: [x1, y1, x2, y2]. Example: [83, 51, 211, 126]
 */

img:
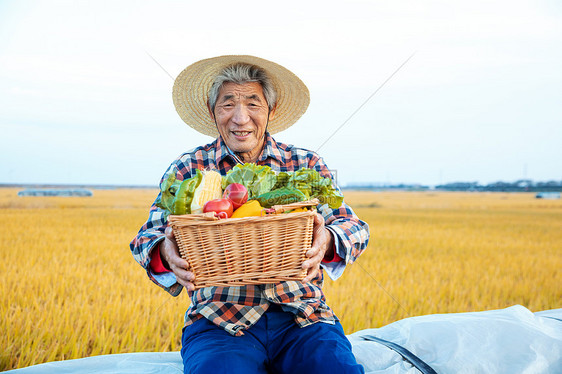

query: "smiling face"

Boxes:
[209, 81, 275, 163]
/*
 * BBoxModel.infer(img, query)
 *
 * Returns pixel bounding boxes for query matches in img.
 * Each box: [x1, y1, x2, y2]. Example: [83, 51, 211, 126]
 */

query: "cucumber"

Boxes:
[256, 188, 307, 208]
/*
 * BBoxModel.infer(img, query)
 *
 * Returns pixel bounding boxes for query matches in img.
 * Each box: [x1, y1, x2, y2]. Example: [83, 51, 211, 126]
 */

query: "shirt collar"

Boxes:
[257, 132, 284, 163]
[215, 132, 284, 165]
[214, 136, 234, 165]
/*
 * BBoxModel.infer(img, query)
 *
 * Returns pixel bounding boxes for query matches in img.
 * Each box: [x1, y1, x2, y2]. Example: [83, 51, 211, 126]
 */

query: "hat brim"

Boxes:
[172, 55, 310, 137]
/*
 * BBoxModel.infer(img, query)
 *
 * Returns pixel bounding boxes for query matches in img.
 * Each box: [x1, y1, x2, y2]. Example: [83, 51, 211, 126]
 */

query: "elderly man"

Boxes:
[130, 55, 370, 373]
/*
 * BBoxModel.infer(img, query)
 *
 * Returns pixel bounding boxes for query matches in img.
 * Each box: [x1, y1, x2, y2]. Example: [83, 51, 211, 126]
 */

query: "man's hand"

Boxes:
[160, 227, 196, 292]
[302, 213, 334, 283]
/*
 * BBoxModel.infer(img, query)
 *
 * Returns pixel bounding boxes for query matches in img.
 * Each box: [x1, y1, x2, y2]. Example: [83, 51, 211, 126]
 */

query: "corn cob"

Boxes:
[190, 170, 223, 214]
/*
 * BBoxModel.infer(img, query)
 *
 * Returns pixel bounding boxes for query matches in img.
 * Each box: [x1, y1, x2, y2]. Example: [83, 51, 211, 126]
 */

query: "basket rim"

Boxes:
[169, 209, 316, 227]
[168, 198, 319, 225]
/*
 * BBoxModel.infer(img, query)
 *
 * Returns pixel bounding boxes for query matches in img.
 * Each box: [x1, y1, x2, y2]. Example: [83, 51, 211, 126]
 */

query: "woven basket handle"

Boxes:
[270, 198, 320, 214]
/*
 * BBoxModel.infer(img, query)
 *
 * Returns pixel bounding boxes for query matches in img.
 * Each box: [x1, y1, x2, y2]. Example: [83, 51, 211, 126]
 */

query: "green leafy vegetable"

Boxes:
[222, 164, 344, 210]
[272, 171, 291, 190]
[283, 168, 344, 209]
[222, 163, 277, 199]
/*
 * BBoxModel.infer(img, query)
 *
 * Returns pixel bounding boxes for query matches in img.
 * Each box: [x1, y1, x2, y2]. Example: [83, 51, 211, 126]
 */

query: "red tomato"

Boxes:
[223, 183, 248, 209]
[203, 198, 233, 218]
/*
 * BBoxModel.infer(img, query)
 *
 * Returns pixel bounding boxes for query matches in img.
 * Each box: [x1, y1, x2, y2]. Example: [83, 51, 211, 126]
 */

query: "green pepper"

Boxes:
[156, 169, 203, 215]
[171, 169, 202, 215]
[256, 187, 307, 208]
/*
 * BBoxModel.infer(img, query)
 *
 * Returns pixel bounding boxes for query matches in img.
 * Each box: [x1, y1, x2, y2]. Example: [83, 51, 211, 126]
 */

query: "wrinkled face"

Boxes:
[210, 82, 274, 156]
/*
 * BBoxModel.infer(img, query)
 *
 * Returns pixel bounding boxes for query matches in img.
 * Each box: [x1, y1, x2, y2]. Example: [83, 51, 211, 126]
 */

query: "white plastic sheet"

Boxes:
[349, 305, 562, 373]
[5, 352, 183, 374]
[7, 305, 562, 374]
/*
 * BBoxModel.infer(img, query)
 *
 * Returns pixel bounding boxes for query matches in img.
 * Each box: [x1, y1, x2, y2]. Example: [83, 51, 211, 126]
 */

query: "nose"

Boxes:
[232, 104, 250, 125]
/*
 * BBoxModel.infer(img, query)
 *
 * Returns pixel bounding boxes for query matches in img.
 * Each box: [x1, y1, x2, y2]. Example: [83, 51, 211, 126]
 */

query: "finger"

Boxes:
[169, 263, 196, 291]
[161, 243, 191, 277]
[165, 226, 177, 242]
[310, 215, 327, 252]
[173, 265, 195, 291]
[176, 278, 196, 292]
[302, 267, 320, 283]
[312, 213, 325, 232]
[306, 245, 320, 259]
[302, 248, 324, 270]
[167, 253, 190, 270]
[172, 267, 195, 283]
[307, 228, 329, 258]
[314, 212, 325, 225]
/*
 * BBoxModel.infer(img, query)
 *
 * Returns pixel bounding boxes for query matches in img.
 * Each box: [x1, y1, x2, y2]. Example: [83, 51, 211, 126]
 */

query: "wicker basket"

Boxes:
[168, 199, 319, 289]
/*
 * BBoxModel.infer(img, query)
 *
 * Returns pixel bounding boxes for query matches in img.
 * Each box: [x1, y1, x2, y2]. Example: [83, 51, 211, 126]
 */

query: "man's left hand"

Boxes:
[302, 213, 334, 283]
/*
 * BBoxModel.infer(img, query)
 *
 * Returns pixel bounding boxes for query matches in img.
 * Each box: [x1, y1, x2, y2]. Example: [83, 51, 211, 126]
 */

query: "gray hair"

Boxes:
[208, 63, 277, 113]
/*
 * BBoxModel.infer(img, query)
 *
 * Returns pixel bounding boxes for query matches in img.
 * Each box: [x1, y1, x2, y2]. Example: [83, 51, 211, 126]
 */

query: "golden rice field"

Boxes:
[1, 188, 561, 370]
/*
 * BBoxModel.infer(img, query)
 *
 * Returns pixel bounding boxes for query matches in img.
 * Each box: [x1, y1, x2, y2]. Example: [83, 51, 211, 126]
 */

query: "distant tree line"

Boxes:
[344, 179, 562, 192]
[434, 179, 562, 192]
[343, 183, 429, 191]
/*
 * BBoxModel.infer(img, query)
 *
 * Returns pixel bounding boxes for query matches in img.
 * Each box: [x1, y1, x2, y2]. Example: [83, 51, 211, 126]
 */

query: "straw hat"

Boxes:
[172, 55, 310, 138]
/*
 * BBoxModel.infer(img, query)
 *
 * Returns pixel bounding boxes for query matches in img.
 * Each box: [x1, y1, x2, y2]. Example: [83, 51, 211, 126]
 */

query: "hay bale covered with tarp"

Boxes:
[17, 188, 93, 197]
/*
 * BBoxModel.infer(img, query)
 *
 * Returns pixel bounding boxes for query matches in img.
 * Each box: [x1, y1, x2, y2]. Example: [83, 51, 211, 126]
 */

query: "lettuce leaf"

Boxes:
[285, 168, 344, 209]
[222, 163, 277, 199]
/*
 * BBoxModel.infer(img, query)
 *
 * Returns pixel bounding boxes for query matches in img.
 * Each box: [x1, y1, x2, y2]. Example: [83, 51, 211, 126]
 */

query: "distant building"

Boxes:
[17, 188, 93, 197]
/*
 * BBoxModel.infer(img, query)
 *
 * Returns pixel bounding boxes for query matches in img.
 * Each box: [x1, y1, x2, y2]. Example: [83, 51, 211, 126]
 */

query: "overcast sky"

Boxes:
[1, 0, 561, 187]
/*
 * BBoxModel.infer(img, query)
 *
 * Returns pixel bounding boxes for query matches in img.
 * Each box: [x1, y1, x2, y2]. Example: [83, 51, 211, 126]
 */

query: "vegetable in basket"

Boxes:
[222, 164, 344, 209]
[286, 207, 308, 213]
[221, 163, 277, 199]
[155, 169, 202, 216]
[230, 200, 265, 218]
[203, 198, 234, 218]
[222, 183, 248, 209]
[256, 187, 307, 208]
[156, 169, 223, 216]
[284, 168, 344, 209]
[190, 170, 224, 214]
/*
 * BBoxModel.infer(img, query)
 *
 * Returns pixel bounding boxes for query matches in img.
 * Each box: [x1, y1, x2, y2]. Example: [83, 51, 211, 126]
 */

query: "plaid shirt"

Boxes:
[130, 133, 370, 336]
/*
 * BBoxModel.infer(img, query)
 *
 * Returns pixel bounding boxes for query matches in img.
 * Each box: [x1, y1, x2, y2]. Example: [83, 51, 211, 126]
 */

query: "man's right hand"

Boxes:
[160, 226, 196, 292]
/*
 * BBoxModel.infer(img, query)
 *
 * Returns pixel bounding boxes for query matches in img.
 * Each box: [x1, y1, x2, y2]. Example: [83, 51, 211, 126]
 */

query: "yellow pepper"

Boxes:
[286, 207, 308, 213]
[231, 200, 265, 218]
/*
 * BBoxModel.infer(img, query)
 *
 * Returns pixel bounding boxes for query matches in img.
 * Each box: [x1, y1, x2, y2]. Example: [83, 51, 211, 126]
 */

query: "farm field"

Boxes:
[1, 188, 561, 370]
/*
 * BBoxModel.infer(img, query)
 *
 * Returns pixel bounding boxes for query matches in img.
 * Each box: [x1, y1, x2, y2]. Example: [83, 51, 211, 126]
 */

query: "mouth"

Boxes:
[231, 131, 252, 139]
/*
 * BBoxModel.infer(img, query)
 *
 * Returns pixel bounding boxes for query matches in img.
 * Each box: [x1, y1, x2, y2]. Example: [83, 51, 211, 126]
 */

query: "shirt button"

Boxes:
[245, 321, 251, 326]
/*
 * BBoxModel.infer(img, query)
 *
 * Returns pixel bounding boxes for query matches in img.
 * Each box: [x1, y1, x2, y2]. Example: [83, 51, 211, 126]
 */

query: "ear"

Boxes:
[268, 103, 277, 120]
[207, 101, 215, 121]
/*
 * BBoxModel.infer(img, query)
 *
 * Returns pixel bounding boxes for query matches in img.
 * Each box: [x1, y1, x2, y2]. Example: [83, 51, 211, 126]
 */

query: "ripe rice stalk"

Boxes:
[0, 188, 560, 370]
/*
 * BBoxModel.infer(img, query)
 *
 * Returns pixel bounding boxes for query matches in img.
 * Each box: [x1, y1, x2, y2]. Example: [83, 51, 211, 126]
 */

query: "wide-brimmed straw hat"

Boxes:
[172, 55, 310, 138]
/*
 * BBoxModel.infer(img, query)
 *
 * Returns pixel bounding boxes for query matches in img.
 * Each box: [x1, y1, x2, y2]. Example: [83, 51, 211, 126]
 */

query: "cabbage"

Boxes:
[221, 163, 277, 199]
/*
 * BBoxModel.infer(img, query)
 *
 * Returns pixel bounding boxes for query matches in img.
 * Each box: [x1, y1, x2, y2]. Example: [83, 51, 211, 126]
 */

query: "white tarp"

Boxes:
[349, 305, 562, 373]
[7, 305, 562, 374]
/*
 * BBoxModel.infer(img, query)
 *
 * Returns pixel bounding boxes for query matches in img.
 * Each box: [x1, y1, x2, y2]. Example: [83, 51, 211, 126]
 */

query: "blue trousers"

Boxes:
[180, 307, 364, 374]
